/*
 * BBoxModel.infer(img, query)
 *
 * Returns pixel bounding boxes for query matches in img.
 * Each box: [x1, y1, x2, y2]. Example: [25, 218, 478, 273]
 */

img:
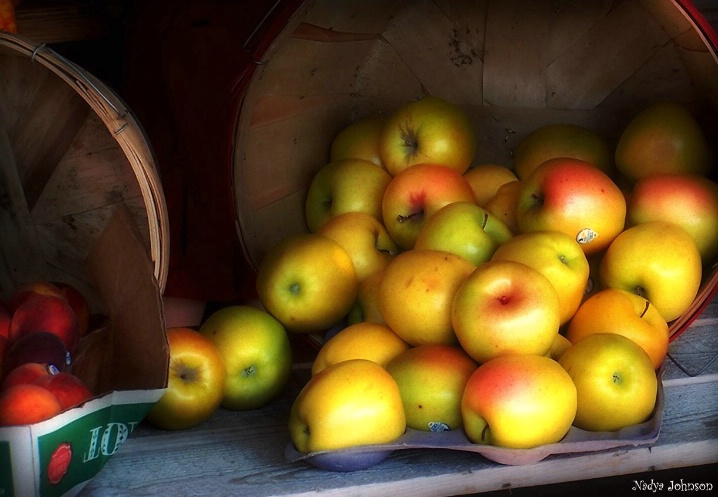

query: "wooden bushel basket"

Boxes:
[231, 0, 718, 340]
[0, 33, 170, 311]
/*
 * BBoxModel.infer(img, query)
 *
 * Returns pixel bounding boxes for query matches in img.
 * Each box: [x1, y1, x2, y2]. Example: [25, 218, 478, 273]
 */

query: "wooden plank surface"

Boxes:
[80, 297, 718, 497]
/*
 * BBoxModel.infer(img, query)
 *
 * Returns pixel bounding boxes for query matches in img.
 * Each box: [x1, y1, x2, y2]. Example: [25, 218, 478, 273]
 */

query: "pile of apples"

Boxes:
[0, 281, 95, 426]
[252, 95, 718, 454]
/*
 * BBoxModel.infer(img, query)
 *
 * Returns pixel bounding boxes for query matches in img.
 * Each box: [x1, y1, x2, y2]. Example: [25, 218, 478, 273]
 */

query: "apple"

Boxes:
[385, 344, 477, 432]
[318, 211, 399, 282]
[599, 221, 702, 322]
[0, 303, 10, 338]
[378, 249, 475, 346]
[346, 269, 386, 325]
[146, 327, 226, 430]
[463, 164, 518, 206]
[548, 333, 572, 361]
[200, 305, 292, 410]
[1, 362, 53, 389]
[516, 157, 626, 256]
[54, 281, 91, 337]
[513, 123, 613, 180]
[484, 180, 522, 234]
[382, 163, 477, 250]
[7, 281, 66, 312]
[490, 230, 589, 325]
[311, 321, 410, 376]
[2, 331, 69, 374]
[330, 116, 386, 168]
[289, 358, 406, 453]
[305, 158, 393, 232]
[414, 201, 513, 266]
[0, 383, 63, 426]
[614, 102, 713, 182]
[461, 354, 577, 448]
[566, 288, 669, 370]
[34, 371, 94, 411]
[559, 333, 658, 432]
[256, 233, 358, 334]
[379, 96, 477, 176]
[626, 173, 718, 264]
[452, 260, 561, 364]
[9, 292, 80, 353]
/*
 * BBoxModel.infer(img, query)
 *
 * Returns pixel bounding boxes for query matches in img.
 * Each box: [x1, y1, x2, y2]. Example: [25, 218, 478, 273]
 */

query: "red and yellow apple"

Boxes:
[386, 344, 477, 432]
[289, 359, 406, 453]
[200, 306, 292, 410]
[626, 173, 718, 264]
[256, 233, 358, 334]
[318, 211, 398, 282]
[304, 158, 392, 232]
[382, 163, 477, 250]
[490, 230, 589, 325]
[378, 249, 475, 346]
[566, 288, 669, 370]
[484, 180, 522, 234]
[452, 260, 561, 363]
[516, 157, 626, 256]
[461, 354, 577, 448]
[0, 383, 63, 426]
[34, 371, 94, 411]
[599, 221, 702, 322]
[414, 201, 513, 266]
[330, 116, 386, 168]
[379, 96, 476, 176]
[1, 362, 52, 389]
[9, 292, 80, 353]
[559, 333, 658, 432]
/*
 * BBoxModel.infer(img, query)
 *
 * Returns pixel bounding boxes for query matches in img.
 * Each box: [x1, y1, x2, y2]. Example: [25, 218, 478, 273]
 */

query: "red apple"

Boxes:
[3, 331, 69, 375]
[9, 293, 80, 352]
[7, 281, 66, 312]
[516, 158, 626, 256]
[0, 383, 63, 426]
[34, 372, 94, 411]
[0, 303, 10, 338]
[54, 281, 91, 337]
[1, 362, 53, 390]
[382, 163, 477, 250]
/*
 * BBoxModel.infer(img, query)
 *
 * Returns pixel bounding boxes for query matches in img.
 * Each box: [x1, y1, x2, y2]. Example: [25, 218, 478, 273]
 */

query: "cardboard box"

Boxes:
[0, 207, 169, 497]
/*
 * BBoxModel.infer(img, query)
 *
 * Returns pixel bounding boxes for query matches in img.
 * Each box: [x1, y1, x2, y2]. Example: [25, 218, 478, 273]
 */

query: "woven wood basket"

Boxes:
[0, 33, 169, 313]
[231, 0, 718, 339]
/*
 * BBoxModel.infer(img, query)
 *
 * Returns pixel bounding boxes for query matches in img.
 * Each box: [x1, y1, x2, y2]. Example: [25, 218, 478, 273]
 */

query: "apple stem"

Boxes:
[397, 211, 423, 223]
[640, 300, 650, 318]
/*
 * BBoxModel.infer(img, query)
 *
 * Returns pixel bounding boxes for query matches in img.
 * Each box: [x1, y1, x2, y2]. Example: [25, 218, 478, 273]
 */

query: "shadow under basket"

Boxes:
[231, 0, 718, 341]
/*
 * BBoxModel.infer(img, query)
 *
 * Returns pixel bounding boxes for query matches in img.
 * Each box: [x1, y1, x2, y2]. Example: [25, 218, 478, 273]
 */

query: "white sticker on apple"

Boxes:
[576, 228, 598, 245]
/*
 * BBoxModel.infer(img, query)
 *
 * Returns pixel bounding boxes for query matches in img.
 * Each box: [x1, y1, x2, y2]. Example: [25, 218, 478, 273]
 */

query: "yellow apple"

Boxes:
[289, 359, 406, 453]
[379, 96, 477, 176]
[452, 260, 561, 364]
[382, 163, 477, 250]
[599, 221, 702, 322]
[311, 321, 411, 376]
[414, 201, 513, 266]
[548, 333, 572, 361]
[626, 173, 718, 264]
[200, 305, 292, 410]
[146, 327, 226, 430]
[386, 344, 477, 432]
[566, 288, 669, 370]
[330, 116, 386, 168]
[516, 157, 626, 256]
[513, 123, 613, 180]
[461, 354, 577, 448]
[346, 269, 386, 325]
[559, 333, 658, 432]
[490, 230, 589, 325]
[256, 233, 358, 334]
[615, 102, 713, 182]
[318, 211, 399, 282]
[305, 158, 393, 232]
[378, 249, 475, 346]
[463, 164, 518, 206]
[484, 180, 522, 234]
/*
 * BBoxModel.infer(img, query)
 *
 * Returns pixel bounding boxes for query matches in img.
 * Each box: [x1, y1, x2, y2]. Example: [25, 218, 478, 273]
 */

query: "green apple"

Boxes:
[490, 230, 589, 325]
[414, 201, 513, 266]
[379, 96, 477, 176]
[289, 359, 406, 453]
[599, 221, 702, 322]
[200, 306, 292, 410]
[256, 233, 358, 333]
[330, 116, 386, 168]
[305, 158, 392, 232]
[385, 344, 477, 432]
[461, 354, 577, 448]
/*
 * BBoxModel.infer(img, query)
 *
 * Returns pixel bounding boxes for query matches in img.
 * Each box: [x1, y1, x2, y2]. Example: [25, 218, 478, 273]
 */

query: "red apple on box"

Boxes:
[34, 371, 94, 411]
[2, 331, 69, 375]
[1, 362, 53, 389]
[0, 384, 62, 426]
[516, 158, 626, 256]
[9, 293, 80, 353]
[382, 163, 477, 250]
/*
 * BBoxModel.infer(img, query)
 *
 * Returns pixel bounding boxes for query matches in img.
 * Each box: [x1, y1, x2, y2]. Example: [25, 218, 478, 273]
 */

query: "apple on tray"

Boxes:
[463, 164, 518, 206]
[330, 116, 387, 168]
